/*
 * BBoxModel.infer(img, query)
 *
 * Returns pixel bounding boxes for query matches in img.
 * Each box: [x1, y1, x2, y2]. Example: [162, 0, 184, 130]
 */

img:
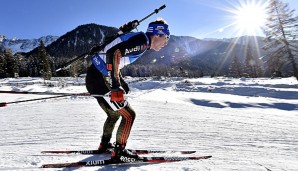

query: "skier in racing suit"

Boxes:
[85, 18, 170, 161]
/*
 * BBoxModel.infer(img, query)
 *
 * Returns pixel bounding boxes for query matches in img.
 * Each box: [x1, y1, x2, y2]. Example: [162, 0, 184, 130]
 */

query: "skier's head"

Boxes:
[146, 18, 170, 51]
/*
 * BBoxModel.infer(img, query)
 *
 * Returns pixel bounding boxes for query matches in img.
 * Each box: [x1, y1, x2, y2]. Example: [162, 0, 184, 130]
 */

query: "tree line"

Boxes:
[0, 41, 87, 80]
[228, 44, 264, 78]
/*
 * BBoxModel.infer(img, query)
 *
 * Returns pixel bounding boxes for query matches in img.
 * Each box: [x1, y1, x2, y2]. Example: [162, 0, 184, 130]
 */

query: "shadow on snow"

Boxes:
[176, 82, 298, 100]
[190, 99, 298, 111]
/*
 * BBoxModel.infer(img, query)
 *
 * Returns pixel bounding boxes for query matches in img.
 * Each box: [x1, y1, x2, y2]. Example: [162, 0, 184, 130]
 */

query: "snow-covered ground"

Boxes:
[0, 76, 297, 171]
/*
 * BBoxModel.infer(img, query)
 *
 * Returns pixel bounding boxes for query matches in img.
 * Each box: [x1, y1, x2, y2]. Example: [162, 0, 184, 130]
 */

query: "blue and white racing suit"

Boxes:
[91, 32, 149, 90]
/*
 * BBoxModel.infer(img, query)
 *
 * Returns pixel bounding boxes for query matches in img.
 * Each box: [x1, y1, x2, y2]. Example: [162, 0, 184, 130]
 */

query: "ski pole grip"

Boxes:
[0, 102, 8, 107]
[156, 4, 166, 13]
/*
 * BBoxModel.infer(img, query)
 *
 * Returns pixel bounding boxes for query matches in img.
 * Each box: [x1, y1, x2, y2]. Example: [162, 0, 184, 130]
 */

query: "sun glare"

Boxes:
[231, 0, 268, 36]
[205, 0, 269, 74]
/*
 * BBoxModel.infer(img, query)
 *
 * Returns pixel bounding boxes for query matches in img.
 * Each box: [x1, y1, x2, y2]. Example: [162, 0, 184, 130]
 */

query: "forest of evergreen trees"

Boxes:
[0, 42, 266, 79]
[0, 41, 74, 79]
[0, 46, 201, 79]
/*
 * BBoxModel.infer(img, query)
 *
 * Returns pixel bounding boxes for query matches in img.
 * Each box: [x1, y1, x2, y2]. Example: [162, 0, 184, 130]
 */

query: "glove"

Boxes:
[119, 20, 139, 33]
[110, 87, 125, 102]
[121, 81, 130, 94]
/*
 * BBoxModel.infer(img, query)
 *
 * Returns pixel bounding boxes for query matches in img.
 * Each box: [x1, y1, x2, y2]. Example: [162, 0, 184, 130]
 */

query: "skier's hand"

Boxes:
[119, 20, 139, 33]
[110, 87, 125, 102]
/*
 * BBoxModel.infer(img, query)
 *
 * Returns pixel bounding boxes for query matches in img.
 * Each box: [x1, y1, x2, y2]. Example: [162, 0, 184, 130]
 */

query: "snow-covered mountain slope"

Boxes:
[0, 35, 58, 54]
[0, 77, 297, 170]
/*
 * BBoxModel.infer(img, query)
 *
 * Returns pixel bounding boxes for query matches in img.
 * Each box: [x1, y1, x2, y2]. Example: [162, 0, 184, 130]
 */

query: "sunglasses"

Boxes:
[165, 35, 170, 42]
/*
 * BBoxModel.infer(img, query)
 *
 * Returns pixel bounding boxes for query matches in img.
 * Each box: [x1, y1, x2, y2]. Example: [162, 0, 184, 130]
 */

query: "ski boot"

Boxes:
[97, 142, 114, 153]
[111, 144, 139, 163]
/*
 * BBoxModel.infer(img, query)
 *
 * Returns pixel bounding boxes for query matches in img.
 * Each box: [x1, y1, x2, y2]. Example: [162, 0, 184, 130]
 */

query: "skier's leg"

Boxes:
[115, 103, 136, 146]
[110, 103, 138, 160]
[96, 98, 120, 145]
[86, 64, 115, 149]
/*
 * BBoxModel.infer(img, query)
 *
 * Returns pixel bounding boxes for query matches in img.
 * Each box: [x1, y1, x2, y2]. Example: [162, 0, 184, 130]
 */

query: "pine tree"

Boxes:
[229, 55, 243, 78]
[0, 52, 6, 78]
[38, 40, 52, 80]
[27, 55, 38, 77]
[15, 53, 28, 77]
[69, 60, 82, 77]
[243, 44, 263, 78]
[263, 0, 298, 79]
[4, 49, 18, 78]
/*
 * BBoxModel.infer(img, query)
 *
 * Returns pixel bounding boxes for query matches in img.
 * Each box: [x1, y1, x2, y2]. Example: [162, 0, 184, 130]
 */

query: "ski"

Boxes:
[41, 155, 212, 168]
[41, 149, 196, 155]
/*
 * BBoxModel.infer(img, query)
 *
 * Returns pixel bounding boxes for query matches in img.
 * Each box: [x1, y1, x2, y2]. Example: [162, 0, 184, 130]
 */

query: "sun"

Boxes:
[231, 0, 268, 36]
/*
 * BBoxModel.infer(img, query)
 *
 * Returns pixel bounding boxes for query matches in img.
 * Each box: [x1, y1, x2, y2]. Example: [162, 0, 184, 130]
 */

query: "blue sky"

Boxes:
[1, 0, 297, 39]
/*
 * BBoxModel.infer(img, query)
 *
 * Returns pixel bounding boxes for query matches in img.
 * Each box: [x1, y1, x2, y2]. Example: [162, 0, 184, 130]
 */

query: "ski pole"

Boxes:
[0, 90, 91, 96]
[56, 4, 166, 72]
[0, 94, 72, 107]
[0, 93, 109, 107]
[0, 90, 113, 97]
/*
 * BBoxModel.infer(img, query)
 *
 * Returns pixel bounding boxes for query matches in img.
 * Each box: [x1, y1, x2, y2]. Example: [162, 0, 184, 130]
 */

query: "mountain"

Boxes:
[19, 23, 267, 75]
[0, 35, 58, 54]
[26, 23, 118, 58]
[135, 35, 266, 75]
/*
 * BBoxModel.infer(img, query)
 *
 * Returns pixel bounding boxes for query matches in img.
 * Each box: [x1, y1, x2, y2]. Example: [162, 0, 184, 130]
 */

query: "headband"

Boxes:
[146, 23, 170, 36]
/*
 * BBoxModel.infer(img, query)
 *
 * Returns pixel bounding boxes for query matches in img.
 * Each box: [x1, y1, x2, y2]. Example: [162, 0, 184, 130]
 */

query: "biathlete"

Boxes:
[85, 18, 170, 161]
